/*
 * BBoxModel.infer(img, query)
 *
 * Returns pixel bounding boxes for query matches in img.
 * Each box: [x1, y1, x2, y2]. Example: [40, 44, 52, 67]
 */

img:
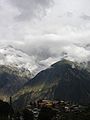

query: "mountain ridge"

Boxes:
[13, 59, 90, 108]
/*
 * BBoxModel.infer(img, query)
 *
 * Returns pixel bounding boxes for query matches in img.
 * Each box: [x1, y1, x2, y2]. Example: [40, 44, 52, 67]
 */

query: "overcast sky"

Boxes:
[0, 0, 90, 63]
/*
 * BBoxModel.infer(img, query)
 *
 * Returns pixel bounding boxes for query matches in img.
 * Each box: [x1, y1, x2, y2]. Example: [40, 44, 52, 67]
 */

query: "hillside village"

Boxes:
[0, 98, 90, 120]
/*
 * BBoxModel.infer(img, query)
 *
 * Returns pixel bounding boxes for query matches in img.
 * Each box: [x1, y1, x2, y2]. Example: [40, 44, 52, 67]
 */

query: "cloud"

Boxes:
[80, 14, 90, 21]
[63, 45, 90, 63]
[11, 24, 90, 64]
[0, 0, 90, 71]
[66, 12, 73, 17]
[10, 0, 53, 21]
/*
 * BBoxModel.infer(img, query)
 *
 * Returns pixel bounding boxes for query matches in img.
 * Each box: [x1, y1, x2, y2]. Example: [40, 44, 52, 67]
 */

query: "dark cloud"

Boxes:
[10, 0, 53, 21]
[80, 14, 90, 21]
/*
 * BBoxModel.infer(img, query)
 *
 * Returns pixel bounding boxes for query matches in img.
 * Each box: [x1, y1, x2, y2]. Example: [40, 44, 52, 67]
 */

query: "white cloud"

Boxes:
[0, 0, 90, 68]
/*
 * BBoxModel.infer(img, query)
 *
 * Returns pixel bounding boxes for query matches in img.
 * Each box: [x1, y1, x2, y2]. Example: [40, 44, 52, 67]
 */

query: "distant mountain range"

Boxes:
[13, 59, 90, 108]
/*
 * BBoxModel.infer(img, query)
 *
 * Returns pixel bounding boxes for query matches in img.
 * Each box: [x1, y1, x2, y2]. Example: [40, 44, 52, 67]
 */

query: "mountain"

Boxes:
[0, 45, 59, 76]
[0, 45, 90, 105]
[0, 44, 89, 76]
[0, 45, 38, 76]
[0, 45, 35, 100]
[0, 45, 59, 100]
[13, 59, 90, 108]
[0, 65, 31, 101]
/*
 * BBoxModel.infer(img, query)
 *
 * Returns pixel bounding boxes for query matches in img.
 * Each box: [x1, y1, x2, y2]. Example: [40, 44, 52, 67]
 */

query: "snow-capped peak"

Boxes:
[0, 45, 38, 76]
[0, 44, 90, 77]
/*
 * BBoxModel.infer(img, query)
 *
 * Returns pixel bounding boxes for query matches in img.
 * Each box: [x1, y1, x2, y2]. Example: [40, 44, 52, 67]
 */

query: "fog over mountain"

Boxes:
[0, 0, 90, 70]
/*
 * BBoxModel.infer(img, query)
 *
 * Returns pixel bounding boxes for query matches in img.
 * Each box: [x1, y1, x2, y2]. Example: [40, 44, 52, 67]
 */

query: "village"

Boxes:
[0, 98, 90, 120]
